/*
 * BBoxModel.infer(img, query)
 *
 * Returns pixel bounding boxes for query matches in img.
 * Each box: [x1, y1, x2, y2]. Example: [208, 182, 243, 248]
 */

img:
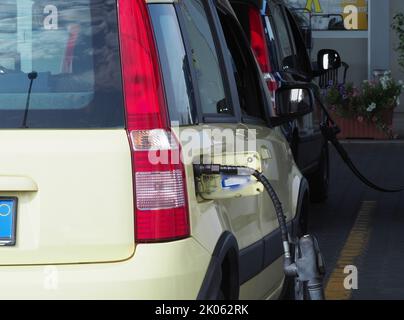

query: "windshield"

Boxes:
[0, 0, 124, 128]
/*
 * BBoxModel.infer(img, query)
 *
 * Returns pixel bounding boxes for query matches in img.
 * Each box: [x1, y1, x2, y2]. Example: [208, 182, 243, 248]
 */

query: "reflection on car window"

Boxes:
[285, 10, 312, 76]
[179, 0, 232, 116]
[271, 5, 295, 69]
[263, 16, 279, 71]
[0, 0, 124, 128]
[150, 4, 195, 125]
[218, 11, 264, 120]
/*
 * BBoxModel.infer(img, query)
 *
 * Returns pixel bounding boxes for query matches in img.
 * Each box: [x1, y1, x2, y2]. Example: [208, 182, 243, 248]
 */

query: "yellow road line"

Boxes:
[325, 201, 376, 300]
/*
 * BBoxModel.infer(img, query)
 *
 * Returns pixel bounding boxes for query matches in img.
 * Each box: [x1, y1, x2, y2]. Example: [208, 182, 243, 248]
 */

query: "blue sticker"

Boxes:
[221, 175, 252, 190]
[0, 200, 15, 242]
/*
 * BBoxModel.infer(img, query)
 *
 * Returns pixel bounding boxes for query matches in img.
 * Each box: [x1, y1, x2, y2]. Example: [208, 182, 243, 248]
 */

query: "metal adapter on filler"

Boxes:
[193, 164, 326, 300]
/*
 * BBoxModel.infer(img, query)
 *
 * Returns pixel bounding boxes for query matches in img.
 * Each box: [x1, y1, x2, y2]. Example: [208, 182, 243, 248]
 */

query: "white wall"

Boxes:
[368, 0, 390, 79]
[312, 33, 368, 87]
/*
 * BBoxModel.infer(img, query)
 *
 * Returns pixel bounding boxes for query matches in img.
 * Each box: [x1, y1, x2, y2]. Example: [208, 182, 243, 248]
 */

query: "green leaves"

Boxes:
[392, 13, 404, 71]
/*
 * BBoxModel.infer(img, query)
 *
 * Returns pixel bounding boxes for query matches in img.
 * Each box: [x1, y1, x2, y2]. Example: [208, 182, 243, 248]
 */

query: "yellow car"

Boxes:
[0, 0, 311, 299]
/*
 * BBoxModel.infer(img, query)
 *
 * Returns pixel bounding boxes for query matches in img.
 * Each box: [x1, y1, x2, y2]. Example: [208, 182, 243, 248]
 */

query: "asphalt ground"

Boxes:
[308, 141, 404, 300]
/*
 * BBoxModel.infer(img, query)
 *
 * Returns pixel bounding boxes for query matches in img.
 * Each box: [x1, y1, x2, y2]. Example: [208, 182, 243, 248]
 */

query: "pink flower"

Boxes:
[357, 116, 364, 123]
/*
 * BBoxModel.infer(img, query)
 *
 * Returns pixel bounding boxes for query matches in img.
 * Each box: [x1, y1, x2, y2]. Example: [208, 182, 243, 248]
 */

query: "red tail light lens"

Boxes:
[118, 0, 190, 243]
[248, 6, 278, 92]
[264, 73, 279, 93]
[249, 6, 271, 73]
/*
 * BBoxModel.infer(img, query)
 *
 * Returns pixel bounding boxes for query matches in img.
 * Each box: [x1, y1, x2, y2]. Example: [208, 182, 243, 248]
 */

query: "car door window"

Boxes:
[216, 8, 265, 121]
[270, 4, 296, 72]
[263, 15, 280, 72]
[149, 4, 195, 125]
[178, 0, 232, 116]
[285, 9, 312, 76]
[231, 3, 278, 74]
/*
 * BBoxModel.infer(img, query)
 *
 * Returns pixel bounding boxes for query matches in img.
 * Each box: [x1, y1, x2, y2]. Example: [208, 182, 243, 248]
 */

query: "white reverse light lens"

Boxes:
[136, 170, 185, 211]
[130, 129, 177, 151]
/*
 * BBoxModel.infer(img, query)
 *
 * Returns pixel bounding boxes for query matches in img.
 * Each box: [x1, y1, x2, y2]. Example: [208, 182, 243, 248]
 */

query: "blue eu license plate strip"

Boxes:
[0, 199, 17, 246]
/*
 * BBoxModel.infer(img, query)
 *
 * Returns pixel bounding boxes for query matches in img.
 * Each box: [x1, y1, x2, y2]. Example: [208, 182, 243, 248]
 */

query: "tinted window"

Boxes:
[231, 3, 279, 74]
[0, 2, 17, 33]
[232, 3, 277, 70]
[285, 10, 312, 76]
[270, 5, 295, 70]
[217, 10, 264, 120]
[0, 0, 124, 128]
[179, 0, 232, 116]
[149, 4, 195, 126]
[263, 16, 280, 71]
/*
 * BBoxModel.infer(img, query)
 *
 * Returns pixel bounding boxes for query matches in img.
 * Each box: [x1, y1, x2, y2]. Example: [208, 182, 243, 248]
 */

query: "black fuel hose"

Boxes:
[193, 164, 292, 262]
[252, 170, 292, 261]
[318, 96, 404, 193]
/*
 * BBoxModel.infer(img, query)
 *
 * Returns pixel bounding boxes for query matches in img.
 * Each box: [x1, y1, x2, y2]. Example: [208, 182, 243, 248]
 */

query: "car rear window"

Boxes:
[0, 0, 124, 128]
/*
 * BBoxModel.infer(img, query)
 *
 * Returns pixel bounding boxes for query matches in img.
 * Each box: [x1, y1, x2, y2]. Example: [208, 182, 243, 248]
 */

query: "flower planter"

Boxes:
[329, 110, 394, 140]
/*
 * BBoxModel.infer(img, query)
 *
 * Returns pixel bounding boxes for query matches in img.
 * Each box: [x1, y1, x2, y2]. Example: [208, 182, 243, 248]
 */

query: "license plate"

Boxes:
[0, 198, 17, 246]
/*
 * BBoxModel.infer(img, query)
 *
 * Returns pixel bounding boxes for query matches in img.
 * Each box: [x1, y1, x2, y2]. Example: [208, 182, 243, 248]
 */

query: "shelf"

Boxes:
[312, 31, 369, 39]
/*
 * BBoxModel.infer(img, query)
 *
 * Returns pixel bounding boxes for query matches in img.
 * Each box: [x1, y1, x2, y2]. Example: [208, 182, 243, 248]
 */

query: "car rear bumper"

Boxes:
[0, 238, 211, 300]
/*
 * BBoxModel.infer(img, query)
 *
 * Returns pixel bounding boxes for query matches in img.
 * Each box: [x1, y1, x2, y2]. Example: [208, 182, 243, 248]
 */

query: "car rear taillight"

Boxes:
[249, 7, 271, 73]
[264, 73, 279, 92]
[248, 6, 278, 92]
[118, 0, 190, 243]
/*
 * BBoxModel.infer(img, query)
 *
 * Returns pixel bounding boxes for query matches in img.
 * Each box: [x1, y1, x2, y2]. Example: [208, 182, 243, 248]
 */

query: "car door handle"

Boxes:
[0, 176, 38, 192]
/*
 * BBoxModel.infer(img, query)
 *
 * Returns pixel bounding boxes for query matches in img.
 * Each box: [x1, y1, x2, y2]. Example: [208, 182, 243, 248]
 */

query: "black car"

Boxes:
[230, 0, 342, 202]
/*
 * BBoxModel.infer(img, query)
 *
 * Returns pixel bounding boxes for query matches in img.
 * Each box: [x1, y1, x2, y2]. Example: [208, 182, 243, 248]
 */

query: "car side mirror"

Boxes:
[270, 85, 313, 126]
[317, 49, 341, 71]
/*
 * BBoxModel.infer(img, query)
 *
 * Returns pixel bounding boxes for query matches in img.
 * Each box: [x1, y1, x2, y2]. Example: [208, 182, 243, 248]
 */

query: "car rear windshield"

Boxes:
[0, 0, 124, 128]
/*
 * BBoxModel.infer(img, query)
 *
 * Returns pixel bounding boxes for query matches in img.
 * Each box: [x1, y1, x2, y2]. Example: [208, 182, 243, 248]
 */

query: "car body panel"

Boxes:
[173, 120, 302, 297]
[0, 238, 210, 299]
[239, 256, 284, 300]
[0, 130, 135, 265]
